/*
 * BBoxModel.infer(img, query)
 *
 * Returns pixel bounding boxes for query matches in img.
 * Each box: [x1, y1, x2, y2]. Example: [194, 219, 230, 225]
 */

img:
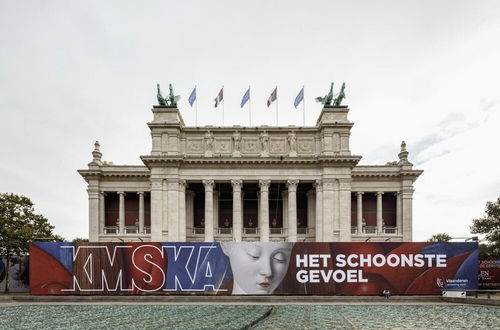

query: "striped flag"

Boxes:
[214, 87, 223, 108]
[188, 87, 196, 107]
[240, 88, 250, 108]
[267, 87, 277, 107]
[294, 87, 304, 108]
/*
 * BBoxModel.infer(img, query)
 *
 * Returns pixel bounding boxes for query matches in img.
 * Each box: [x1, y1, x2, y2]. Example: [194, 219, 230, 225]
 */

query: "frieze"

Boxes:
[297, 137, 314, 154]
[269, 137, 286, 154]
[242, 137, 259, 154]
[186, 138, 204, 154]
[215, 138, 232, 154]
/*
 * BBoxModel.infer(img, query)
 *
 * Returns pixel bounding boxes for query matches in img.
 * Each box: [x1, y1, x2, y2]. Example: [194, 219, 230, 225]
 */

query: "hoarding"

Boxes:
[30, 242, 478, 295]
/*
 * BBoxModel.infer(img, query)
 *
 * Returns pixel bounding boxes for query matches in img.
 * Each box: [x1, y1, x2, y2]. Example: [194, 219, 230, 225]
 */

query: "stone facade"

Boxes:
[78, 105, 422, 242]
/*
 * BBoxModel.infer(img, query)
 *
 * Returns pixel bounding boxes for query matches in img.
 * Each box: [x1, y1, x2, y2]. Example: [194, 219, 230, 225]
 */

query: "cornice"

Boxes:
[78, 167, 150, 181]
[140, 155, 362, 168]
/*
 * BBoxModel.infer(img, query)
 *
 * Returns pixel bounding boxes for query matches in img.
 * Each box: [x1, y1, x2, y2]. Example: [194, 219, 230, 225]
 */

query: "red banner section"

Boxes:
[30, 242, 478, 295]
[479, 260, 500, 290]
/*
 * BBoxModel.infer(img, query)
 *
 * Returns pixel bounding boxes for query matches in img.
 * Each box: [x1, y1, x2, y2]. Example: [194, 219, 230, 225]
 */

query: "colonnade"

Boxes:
[93, 184, 410, 242]
[354, 191, 402, 235]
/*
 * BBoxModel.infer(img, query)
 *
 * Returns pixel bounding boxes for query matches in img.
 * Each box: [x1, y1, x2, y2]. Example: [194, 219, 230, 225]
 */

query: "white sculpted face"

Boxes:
[221, 242, 294, 295]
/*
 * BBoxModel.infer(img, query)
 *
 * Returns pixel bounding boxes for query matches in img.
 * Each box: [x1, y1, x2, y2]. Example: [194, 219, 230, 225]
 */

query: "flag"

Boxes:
[214, 87, 223, 108]
[240, 88, 250, 108]
[188, 87, 196, 107]
[267, 87, 277, 107]
[294, 87, 304, 108]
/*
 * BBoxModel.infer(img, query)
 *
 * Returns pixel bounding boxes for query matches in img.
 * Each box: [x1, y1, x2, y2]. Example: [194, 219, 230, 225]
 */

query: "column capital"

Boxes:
[203, 179, 215, 190]
[179, 180, 188, 191]
[287, 179, 299, 191]
[100, 191, 107, 197]
[356, 191, 364, 196]
[313, 179, 322, 191]
[150, 178, 163, 190]
[137, 191, 145, 196]
[394, 191, 401, 196]
[231, 179, 243, 190]
[117, 191, 126, 196]
[259, 179, 271, 190]
[322, 180, 336, 190]
[376, 191, 384, 196]
[166, 179, 180, 190]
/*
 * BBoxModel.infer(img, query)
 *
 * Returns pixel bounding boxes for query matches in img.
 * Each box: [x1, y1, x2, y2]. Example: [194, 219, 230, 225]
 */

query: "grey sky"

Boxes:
[1, 0, 499, 241]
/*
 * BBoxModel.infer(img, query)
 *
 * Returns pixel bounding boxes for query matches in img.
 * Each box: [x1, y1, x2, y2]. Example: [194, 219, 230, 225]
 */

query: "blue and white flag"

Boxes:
[294, 87, 304, 108]
[188, 87, 197, 107]
[240, 88, 250, 108]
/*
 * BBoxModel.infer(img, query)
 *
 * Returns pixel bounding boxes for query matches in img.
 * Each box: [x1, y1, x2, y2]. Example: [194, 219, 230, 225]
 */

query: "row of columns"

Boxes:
[97, 191, 146, 235]
[148, 178, 354, 243]
[203, 179, 300, 242]
[91, 187, 408, 242]
[355, 191, 402, 234]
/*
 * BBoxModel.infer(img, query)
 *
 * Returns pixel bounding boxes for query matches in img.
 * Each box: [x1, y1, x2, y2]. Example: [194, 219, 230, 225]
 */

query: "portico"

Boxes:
[79, 105, 422, 242]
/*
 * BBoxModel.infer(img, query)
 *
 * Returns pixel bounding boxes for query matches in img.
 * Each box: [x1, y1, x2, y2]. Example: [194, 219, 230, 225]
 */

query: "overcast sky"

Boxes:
[1, 0, 499, 241]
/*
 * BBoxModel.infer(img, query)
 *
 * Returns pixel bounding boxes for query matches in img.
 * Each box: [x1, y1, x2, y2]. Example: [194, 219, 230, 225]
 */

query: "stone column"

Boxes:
[150, 179, 163, 241]
[356, 192, 363, 235]
[231, 179, 243, 242]
[307, 190, 315, 237]
[162, 180, 168, 234]
[322, 180, 335, 242]
[88, 180, 100, 241]
[178, 180, 187, 242]
[287, 180, 299, 242]
[376, 192, 384, 234]
[186, 190, 195, 236]
[213, 190, 219, 235]
[167, 179, 179, 241]
[396, 192, 402, 236]
[259, 180, 271, 242]
[118, 192, 125, 234]
[99, 192, 105, 236]
[338, 179, 352, 241]
[203, 180, 215, 242]
[333, 180, 340, 235]
[402, 186, 414, 241]
[138, 192, 145, 234]
[282, 190, 288, 235]
[314, 180, 323, 242]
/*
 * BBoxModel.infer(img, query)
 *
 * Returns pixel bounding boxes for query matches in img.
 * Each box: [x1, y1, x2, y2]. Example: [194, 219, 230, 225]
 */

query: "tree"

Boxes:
[0, 193, 63, 293]
[471, 197, 500, 259]
[427, 233, 452, 242]
[72, 237, 89, 243]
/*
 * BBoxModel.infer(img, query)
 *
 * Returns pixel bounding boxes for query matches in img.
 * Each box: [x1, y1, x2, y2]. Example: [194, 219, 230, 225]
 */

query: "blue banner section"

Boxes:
[163, 242, 231, 292]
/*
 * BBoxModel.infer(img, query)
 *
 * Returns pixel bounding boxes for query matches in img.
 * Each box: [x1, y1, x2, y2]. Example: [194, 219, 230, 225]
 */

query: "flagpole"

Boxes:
[248, 86, 252, 126]
[195, 85, 198, 126]
[302, 85, 305, 126]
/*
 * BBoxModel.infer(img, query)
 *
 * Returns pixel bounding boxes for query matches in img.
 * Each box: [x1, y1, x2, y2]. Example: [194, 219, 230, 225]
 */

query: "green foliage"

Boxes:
[72, 237, 89, 243]
[427, 233, 452, 242]
[0, 193, 63, 293]
[471, 197, 500, 259]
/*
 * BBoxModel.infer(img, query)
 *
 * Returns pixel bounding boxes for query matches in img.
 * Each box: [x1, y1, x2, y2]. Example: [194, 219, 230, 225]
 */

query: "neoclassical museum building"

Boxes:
[79, 105, 422, 243]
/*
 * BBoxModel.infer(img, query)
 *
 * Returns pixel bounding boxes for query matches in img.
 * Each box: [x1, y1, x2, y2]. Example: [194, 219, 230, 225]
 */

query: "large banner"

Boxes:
[30, 242, 478, 295]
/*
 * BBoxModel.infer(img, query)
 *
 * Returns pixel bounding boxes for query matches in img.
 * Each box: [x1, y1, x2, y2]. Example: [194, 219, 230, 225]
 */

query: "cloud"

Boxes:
[412, 100, 496, 166]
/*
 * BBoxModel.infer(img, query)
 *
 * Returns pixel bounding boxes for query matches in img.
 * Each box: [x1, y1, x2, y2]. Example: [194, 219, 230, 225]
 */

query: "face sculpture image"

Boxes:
[221, 242, 294, 295]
